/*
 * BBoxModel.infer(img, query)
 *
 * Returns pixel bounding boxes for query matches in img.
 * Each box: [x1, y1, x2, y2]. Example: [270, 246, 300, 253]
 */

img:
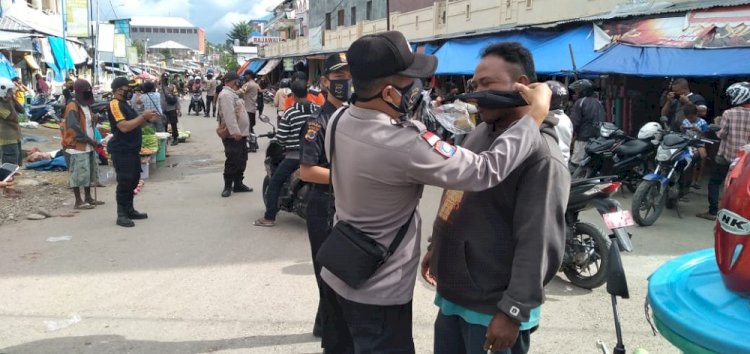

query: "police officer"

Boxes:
[107, 77, 160, 227]
[319, 31, 552, 352]
[298, 52, 350, 349]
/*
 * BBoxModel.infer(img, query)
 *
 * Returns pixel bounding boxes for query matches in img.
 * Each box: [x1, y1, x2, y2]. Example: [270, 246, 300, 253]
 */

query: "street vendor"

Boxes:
[107, 77, 160, 228]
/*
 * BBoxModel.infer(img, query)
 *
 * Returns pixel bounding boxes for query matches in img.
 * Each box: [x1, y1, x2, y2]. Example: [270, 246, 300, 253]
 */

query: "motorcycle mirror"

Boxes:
[708, 124, 721, 132]
[606, 241, 630, 299]
[259, 115, 271, 124]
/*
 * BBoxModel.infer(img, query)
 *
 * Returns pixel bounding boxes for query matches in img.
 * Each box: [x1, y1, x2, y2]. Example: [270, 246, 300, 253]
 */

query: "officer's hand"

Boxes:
[420, 249, 436, 286]
[514, 82, 551, 127]
[233, 133, 242, 141]
[483, 312, 520, 353]
[666, 92, 676, 100]
[144, 110, 158, 122]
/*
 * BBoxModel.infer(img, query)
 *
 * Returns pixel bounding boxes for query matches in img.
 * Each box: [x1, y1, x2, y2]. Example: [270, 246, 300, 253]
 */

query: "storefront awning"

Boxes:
[248, 59, 267, 74]
[433, 26, 603, 75]
[23, 54, 40, 70]
[0, 53, 17, 79]
[257, 58, 281, 76]
[237, 60, 251, 75]
[66, 41, 89, 65]
[580, 44, 750, 77]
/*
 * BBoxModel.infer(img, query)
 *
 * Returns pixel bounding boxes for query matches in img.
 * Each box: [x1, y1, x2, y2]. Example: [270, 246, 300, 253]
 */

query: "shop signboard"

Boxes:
[283, 58, 294, 71]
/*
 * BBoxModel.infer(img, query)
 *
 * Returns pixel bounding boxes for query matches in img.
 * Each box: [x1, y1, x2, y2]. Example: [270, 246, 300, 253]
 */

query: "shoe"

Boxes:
[312, 324, 322, 338]
[692, 183, 702, 190]
[116, 215, 135, 227]
[171, 139, 179, 146]
[696, 212, 717, 221]
[128, 209, 148, 220]
[253, 218, 275, 227]
[221, 188, 232, 197]
[233, 184, 253, 192]
[86, 199, 105, 205]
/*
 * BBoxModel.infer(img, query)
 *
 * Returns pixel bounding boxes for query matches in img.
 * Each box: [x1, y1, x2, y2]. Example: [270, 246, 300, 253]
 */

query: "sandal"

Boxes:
[86, 200, 105, 205]
[253, 218, 275, 227]
[74, 203, 95, 210]
[696, 212, 717, 221]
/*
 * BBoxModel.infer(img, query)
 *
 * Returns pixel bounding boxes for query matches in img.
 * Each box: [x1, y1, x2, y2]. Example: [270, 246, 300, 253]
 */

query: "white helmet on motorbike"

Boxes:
[726, 81, 750, 107]
[0, 77, 15, 98]
[638, 122, 661, 140]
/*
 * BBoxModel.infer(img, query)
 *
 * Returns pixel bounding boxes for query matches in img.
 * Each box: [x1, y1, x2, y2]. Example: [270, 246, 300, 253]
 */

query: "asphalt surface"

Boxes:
[0, 101, 716, 353]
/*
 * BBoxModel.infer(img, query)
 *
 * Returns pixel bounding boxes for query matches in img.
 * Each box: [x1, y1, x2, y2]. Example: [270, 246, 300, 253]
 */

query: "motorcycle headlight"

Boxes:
[656, 146, 677, 162]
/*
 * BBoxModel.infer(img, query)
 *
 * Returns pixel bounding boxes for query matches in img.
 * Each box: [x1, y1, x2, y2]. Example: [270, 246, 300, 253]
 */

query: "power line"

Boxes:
[108, 0, 119, 19]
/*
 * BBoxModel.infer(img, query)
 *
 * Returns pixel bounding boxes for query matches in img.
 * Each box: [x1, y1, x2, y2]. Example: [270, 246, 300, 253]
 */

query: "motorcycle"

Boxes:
[262, 88, 275, 104]
[573, 122, 660, 192]
[631, 120, 717, 226]
[188, 90, 205, 115]
[28, 93, 63, 123]
[257, 115, 309, 219]
[563, 176, 634, 289]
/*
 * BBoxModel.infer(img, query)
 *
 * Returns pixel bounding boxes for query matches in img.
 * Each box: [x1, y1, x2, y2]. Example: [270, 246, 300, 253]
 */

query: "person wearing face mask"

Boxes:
[217, 72, 252, 197]
[61, 79, 105, 210]
[107, 77, 160, 227]
[318, 31, 552, 353]
[297, 52, 351, 348]
[422, 43, 569, 354]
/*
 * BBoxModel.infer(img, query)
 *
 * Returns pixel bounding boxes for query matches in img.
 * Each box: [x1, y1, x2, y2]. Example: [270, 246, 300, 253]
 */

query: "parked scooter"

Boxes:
[631, 118, 718, 226]
[256, 115, 309, 219]
[28, 93, 62, 122]
[188, 91, 205, 115]
[563, 176, 634, 289]
[573, 122, 661, 192]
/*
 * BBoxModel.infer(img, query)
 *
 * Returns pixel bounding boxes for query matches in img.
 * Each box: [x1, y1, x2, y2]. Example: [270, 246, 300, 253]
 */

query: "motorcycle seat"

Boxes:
[616, 139, 652, 157]
[662, 134, 690, 148]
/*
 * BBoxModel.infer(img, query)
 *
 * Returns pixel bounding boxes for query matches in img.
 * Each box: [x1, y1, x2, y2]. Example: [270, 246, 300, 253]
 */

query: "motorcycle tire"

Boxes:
[632, 181, 666, 226]
[262, 176, 269, 205]
[563, 222, 611, 289]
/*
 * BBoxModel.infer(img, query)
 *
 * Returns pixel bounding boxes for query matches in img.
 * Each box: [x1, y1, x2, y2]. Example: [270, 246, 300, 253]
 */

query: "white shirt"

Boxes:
[551, 109, 573, 164]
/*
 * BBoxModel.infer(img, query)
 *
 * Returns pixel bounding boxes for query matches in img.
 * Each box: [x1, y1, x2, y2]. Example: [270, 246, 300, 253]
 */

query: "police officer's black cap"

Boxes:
[324, 52, 348, 74]
[347, 31, 437, 80]
[224, 72, 240, 83]
[111, 76, 136, 90]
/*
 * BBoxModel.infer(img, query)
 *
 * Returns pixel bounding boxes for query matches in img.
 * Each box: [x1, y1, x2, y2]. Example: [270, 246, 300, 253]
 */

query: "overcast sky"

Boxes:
[101, 0, 281, 43]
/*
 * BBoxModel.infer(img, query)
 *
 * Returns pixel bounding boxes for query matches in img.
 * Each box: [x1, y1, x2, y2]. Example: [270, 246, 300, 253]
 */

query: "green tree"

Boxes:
[133, 39, 145, 58]
[227, 22, 252, 45]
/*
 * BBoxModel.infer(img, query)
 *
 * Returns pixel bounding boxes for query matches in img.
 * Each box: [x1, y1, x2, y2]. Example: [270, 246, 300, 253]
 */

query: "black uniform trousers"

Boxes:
[306, 186, 333, 340]
[223, 137, 247, 187]
[165, 110, 179, 140]
[205, 95, 215, 116]
[111, 151, 141, 211]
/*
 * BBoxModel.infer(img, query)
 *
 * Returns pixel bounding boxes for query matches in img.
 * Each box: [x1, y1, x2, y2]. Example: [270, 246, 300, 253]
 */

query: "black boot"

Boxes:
[171, 137, 179, 146]
[233, 179, 253, 192]
[116, 204, 135, 227]
[222, 179, 233, 197]
[127, 204, 148, 220]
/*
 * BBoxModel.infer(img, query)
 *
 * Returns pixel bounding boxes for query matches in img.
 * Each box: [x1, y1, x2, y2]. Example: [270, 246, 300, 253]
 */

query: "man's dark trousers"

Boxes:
[708, 159, 731, 215]
[325, 290, 415, 354]
[247, 112, 256, 133]
[111, 151, 141, 213]
[223, 138, 248, 188]
[306, 186, 333, 343]
[205, 95, 214, 117]
[165, 110, 179, 141]
[434, 312, 531, 354]
[263, 158, 299, 220]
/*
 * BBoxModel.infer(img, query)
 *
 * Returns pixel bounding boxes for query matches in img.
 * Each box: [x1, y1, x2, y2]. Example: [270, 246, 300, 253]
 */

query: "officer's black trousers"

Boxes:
[111, 151, 141, 212]
[223, 137, 248, 188]
[306, 187, 332, 339]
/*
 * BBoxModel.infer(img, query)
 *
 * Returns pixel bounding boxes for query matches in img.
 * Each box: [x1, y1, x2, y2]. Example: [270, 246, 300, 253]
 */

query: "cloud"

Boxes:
[100, 0, 279, 43]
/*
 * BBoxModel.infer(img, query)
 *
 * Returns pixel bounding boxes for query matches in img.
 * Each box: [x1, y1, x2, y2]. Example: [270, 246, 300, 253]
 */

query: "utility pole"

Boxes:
[386, 0, 390, 30]
[61, 0, 69, 78]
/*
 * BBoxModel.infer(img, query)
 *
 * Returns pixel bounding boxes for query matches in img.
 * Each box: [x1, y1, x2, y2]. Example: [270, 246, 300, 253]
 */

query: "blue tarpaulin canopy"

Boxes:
[0, 53, 16, 79]
[434, 26, 602, 75]
[48, 36, 74, 81]
[581, 44, 750, 77]
[248, 59, 267, 74]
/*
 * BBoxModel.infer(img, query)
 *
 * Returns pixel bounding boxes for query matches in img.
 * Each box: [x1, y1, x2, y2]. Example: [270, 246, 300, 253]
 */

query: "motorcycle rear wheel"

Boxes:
[632, 181, 666, 226]
[563, 222, 611, 289]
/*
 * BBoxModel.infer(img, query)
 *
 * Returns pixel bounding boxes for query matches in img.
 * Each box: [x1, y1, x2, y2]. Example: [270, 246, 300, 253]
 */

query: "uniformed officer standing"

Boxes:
[107, 77, 160, 227]
[320, 31, 553, 352]
[298, 52, 351, 349]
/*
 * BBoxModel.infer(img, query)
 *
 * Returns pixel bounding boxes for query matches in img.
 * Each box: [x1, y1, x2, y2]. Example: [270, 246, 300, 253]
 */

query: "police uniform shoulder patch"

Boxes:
[305, 121, 322, 142]
[421, 131, 440, 147]
[434, 141, 457, 158]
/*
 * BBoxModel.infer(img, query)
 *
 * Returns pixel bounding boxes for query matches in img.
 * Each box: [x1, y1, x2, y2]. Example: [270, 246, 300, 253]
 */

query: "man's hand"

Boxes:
[0, 180, 13, 189]
[679, 95, 691, 105]
[420, 249, 437, 286]
[483, 312, 520, 353]
[143, 110, 159, 122]
[666, 91, 676, 100]
[233, 133, 242, 141]
[514, 82, 551, 127]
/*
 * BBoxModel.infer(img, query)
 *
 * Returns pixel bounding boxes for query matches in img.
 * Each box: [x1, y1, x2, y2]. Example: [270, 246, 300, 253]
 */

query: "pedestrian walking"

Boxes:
[0, 77, 23, 167]
[61, 79, 106, 210]
[217, 72, 253, 197]
[239, 70, 259, 133]
[569, 79, 605, 170]
[316, 30, 552, 353]
[298, 51, 351, 351]
[107, 77, 160, 227]
[160, 76, 181, 145]
[205, 72, 218, 118]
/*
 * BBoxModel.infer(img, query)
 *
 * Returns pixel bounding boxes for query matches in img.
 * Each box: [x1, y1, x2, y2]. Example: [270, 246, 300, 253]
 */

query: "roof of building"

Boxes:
[555, 0, 750, 25]
[0, 16, 32, 32]
[128, 16, 196, 28]
[233, 46, 258, 54]
[150, 40, 193, 50]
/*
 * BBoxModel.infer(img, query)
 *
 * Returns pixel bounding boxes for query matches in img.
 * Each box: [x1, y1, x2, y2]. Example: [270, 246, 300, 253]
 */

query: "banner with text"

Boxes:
[65, 0, 89, 37]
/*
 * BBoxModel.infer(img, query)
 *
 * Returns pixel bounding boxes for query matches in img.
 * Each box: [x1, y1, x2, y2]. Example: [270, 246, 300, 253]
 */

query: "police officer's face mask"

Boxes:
[327, 79, 352, 102]
[122, 88, 133, 101]
[387, 79, 423, 117]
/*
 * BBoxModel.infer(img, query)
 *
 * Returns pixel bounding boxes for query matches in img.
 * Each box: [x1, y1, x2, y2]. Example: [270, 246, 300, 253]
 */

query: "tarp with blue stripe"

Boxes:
[0, 53, 16, 79]
[581, 44, 750, 77]
[434, 26, 602, 75]
[249, 59, 267, 74]
[48, 36, 74, 81]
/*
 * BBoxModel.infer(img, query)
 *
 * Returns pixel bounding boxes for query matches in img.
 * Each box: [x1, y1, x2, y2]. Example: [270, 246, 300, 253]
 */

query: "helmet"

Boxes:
[638, 122, 661, 140]
[0, 77, 14, 97]
[243, 69, 254, 77]
[569, 79, 593, 93]
[726, 81, 750, 106]
[546, 80, 568, 110]
[279, 78, 291, 88]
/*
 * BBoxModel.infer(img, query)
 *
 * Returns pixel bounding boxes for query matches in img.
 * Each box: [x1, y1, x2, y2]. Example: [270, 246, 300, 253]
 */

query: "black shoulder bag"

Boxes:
[315, 109, 415, 289]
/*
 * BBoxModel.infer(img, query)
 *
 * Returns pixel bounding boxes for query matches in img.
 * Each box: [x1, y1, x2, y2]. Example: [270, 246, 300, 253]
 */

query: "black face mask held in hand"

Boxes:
[456, 91, 528, 109]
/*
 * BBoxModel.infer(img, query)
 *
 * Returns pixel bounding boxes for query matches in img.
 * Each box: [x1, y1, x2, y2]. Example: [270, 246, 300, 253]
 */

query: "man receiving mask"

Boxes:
[298, 52, 351, 352]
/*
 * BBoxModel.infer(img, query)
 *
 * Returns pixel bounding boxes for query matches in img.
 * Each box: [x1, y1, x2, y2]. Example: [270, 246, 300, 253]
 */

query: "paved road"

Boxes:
[0, 103, 716, 353]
